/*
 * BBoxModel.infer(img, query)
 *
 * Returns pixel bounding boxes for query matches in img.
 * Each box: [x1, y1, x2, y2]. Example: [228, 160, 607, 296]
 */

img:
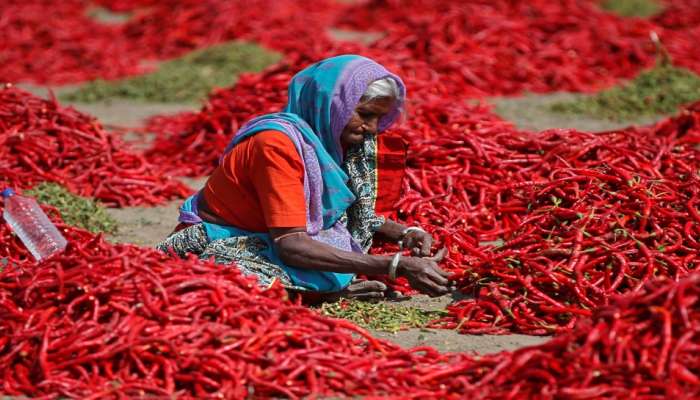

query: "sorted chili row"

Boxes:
[0, 85, 190, 206]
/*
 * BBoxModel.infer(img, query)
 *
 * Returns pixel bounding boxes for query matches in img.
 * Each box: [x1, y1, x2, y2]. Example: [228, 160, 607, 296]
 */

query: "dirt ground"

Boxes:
[16, 42, 660, 355]
[492, 92, 668, 132]
[368, 295, 548, 354]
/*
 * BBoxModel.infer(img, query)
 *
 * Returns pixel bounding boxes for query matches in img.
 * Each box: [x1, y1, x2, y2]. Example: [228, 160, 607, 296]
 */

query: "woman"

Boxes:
[158, 55, 451, 300]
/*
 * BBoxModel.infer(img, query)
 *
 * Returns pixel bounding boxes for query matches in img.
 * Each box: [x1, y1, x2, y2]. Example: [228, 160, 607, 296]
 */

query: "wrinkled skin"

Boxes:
[340, 96, 395, 146]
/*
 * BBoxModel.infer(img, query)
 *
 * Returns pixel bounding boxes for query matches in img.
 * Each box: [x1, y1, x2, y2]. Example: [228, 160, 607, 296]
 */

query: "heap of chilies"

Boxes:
[0, 85, 190, 206]
[0, 0, 145, 84]
[2, 208, 699, 397]
[5, 0, 700, 97]
[136, 0, 700, 177]
[0, 0, 340, 84]
[142, 71, 700, 338]
[338, 0, 700, 94]
[338, 0, 651, 95]
[392, 100, 700, 334]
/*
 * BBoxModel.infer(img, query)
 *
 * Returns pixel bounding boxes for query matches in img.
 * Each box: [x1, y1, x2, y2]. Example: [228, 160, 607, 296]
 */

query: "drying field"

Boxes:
[2, 0, 700, 398]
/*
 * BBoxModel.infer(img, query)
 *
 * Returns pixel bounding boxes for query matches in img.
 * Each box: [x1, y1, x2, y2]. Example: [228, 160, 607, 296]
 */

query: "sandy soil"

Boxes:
[87, 6, 132, 25]
[105, 177, 206, 246]
[328, 28, 384, 45]
[372, 329, 548, 354]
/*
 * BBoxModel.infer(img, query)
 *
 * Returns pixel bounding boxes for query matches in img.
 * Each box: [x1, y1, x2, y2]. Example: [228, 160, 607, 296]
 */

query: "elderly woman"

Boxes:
[158, 55, 451, 300]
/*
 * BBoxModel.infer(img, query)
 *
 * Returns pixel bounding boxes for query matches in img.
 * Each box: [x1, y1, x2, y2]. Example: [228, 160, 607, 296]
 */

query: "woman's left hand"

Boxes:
[402, 229, 434, 256]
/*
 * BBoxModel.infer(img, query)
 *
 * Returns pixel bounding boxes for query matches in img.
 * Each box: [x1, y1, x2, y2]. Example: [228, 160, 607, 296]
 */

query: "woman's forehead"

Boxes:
[356, 97, 395, 112]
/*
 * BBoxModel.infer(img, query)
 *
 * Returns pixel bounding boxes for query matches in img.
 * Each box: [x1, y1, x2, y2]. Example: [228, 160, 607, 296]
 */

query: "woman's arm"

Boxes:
[271, 227, 391, 275]
[271, 227, 451, 296]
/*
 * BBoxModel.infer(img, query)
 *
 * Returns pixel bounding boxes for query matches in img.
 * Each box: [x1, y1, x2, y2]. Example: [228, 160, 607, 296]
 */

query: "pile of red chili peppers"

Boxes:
[400, 99, 700, 334]
[0, 0, 339, 84]
[0, 84, 190, 206]
[140, 0, 700, 174]
[338, 0, 700, 95]
[2, 211, 699, 397]
[4, 0, 700, 397]
[4, 0, 700, 90]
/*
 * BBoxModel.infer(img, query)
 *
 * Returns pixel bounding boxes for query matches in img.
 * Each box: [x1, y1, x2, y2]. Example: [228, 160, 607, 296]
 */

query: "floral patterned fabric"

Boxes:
[156, 224, 307, 291]
[343, 135, 386, 252]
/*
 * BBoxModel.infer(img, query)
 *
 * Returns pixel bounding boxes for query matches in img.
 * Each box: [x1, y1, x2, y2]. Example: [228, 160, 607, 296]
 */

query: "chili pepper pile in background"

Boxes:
[0, 85, 190, 206]
[0, 0, 143, 84]
[649, 0, 700, 73]
[338, 0, 655, 96]
[0, 0, 338, 84]
[139, 0, 700, 176]
[2, 209, 699, 397]
[337, 0, 700, 94]
[388, 99, 700, 334]
[4, 0, 700, 95]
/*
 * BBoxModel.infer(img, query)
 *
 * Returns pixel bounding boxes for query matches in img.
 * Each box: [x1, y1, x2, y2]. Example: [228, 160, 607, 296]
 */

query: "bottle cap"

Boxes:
[1, 188, 15, 198]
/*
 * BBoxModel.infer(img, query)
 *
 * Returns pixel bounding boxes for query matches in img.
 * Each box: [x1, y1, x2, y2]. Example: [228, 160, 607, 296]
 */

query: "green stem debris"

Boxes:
[87, 6, 132, 25]
[550, 61, 700, 121]
[61, 41, 281, 103]
[600, 0, 662, 18]
[319, 300, 446, 333]
[26, 183, 117, 234]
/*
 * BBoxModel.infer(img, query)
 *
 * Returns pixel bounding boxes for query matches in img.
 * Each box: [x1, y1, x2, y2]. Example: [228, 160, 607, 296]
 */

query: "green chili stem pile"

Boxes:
[320, 300, 446, 333]
[600, 0, 662, 18]
[551, 60, 700, 120]
[61, 42, 281, 103]
[25, 182, 117, 234]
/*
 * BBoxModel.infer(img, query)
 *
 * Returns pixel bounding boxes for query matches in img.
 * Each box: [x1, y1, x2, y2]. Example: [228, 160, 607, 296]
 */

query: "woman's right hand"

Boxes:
[397, 255, 452, 297]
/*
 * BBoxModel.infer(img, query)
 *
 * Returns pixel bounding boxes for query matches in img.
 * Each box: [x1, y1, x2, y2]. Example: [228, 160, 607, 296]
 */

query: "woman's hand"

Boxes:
[397, 250, 451, 297]
[402, 229, 434, 256]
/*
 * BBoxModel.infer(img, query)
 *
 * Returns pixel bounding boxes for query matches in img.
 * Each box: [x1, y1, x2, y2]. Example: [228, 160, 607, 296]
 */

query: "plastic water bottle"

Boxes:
[2, 188, 67, 261]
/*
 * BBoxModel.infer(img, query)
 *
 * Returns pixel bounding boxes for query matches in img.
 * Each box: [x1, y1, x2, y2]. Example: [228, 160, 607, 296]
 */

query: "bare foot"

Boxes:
[315, 279, 388, 303]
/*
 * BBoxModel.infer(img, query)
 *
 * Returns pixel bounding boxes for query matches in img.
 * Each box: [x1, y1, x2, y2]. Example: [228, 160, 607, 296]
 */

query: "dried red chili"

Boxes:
[0, 85, 190, 206]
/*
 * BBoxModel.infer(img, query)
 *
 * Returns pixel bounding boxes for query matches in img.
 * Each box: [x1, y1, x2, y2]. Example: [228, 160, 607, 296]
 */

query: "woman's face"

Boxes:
[341, 96, 395, 147]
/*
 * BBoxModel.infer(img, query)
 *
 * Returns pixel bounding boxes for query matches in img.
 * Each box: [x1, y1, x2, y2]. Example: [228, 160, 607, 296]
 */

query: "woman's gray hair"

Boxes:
[361, 77, 401, 102]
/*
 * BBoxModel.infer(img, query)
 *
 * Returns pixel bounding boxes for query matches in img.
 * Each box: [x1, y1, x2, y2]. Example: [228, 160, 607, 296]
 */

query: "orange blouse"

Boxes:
[201, 130, 307, 232]
[200, 130, 408, 233]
